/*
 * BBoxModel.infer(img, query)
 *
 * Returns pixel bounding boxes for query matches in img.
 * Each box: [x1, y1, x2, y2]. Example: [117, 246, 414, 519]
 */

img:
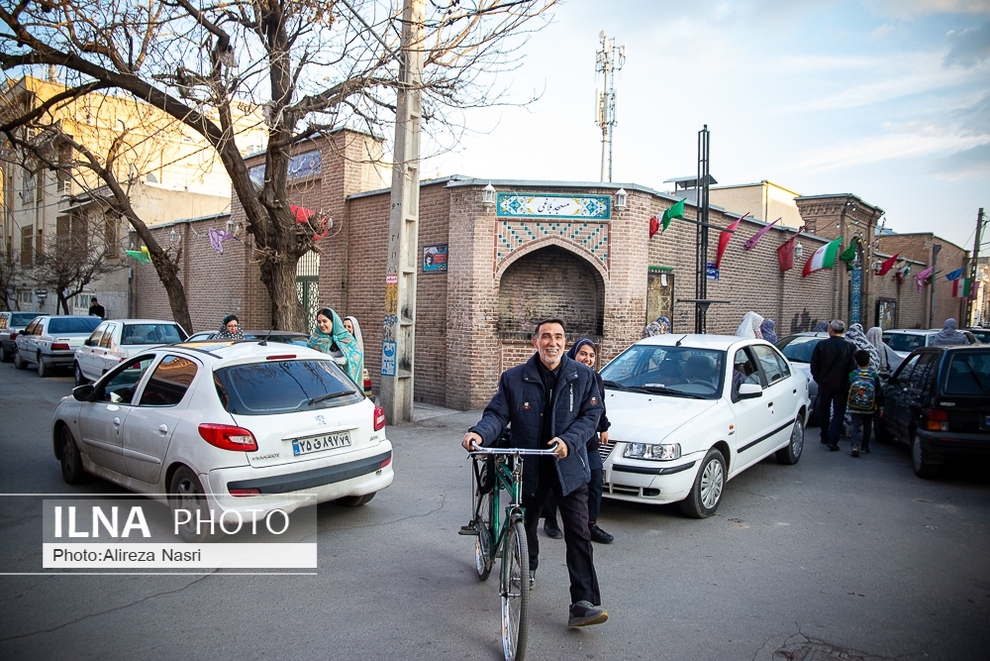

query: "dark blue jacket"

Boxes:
[469, 352, 603, 496]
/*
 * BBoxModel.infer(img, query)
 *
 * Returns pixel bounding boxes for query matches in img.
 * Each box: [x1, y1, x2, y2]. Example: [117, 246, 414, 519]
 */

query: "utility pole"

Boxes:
[595, 32, 625, 182]
[695, 125, 711, 333]
[967, 208, 985, 325]
[928, 243, 941, 329]
[380, 0, 424, 424]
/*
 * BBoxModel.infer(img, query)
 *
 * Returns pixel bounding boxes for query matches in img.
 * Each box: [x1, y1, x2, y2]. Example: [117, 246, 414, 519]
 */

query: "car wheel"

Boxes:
[37, 353, 50, 377]
[170, 466, 211, 542]
[59, 425, 87, 484]
[335, 492, 376, 507]
[912, 434, 939, 479]
[679, 448, 726, 519]
[0, 344, 10, 362]
[74, 362, 88, 386]
[13, 349, 26, 370]
[775, 415, 805, 465]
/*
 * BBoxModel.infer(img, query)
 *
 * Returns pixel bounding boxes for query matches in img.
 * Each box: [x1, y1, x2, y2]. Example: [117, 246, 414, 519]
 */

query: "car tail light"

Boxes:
[9, 332, 17, 340]
[52, 343, 70, 351]
[923, 408, 949, 432]
[374, 406, 386, 431]
[229, 487, 262, 497]
[198, 423, 258, 452]
[266, 354, 296, 360]
[380, 456, 392, 469]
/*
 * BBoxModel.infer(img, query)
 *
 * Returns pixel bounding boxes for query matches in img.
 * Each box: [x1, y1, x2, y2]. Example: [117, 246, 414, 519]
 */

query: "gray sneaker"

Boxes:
[528, 570, 535, 590]
[568, 600, 608, 627]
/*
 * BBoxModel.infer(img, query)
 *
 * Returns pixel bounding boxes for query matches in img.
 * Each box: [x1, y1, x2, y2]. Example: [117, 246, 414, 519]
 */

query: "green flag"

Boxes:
[661, 198, 686, 232]
[838, 237, 858, 265]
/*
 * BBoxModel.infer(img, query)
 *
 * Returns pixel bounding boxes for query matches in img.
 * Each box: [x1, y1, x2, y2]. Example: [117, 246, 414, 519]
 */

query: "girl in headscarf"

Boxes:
[735, 311, 764, 339]
[212, 314, 244, 340]
[813, 320, 829, 333]
[846, 323, 881, 372]
[343, 315, 365, 382]
[932, 318, 968, 346]
[307, 307, 363, 384]
[759, 318, 778, 344]
[643, 316, 671, 338]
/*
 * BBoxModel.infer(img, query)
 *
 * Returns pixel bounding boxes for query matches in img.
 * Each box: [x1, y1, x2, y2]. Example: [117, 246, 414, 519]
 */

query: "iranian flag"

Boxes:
[802, 237, 843, 277]
[952, 278, 971, 298]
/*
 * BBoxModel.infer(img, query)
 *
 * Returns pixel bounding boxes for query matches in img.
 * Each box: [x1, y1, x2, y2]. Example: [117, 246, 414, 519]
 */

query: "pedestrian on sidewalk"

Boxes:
[810, 319, 857, 451]
[847, 349, 884, 457]
[462, 319, 608, 627]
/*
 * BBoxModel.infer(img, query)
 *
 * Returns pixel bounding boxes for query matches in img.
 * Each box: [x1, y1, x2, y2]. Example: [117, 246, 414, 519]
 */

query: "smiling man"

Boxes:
[462, 318, 608, 627]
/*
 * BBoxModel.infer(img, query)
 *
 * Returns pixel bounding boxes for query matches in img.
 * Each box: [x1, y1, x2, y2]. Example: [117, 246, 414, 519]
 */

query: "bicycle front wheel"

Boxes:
[474, 488, 493, 581]
[500, 519, 530, 661]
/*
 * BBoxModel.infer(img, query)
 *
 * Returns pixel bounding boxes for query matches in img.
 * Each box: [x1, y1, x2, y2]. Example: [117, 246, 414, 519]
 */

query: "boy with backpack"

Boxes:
[847, 349, 884, 457]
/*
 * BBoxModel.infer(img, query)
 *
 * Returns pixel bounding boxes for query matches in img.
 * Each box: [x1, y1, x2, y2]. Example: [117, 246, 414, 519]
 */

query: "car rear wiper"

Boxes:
[306, 390, 353, 406]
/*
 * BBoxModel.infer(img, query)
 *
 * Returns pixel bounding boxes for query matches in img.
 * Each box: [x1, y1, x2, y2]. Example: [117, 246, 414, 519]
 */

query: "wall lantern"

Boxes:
[169, 227, 178, 244]
[794, 242, 803, 261]
[482, 183, 496, 209]
[615, 188, 627, 211]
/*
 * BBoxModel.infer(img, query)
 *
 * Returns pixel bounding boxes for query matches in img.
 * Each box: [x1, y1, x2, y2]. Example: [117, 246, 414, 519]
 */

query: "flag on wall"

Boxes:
[743, 217, 779, 250]
[915, 264, 934, 292]
[660, 199, 685, 233]
[777, 228, 804, 272]
[952, 278, 971, 298]
[838, 237, 859, 266]
[876, 253, 900, 276]
[715, 214, 748, 269]
[895, 263, 910, 284]
[945, 267, 964, 281]
[802, 237, 843, 277]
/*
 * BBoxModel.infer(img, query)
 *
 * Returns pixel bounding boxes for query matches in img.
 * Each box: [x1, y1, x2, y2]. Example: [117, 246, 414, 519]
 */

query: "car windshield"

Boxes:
[214, 359, 363, 414]
[48, 317, 101, 334]
[121, 324, 186, 345]
[883, 333, 927, 353]
[943, 351, 990, 395]
[776, 336, 821, 363]
[600, 345, 725, 399]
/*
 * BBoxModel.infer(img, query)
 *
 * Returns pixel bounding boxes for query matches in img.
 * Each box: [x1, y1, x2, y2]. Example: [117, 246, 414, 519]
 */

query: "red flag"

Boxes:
[649, 215, 660, 238]
[876, 253, 899, 276]
[715, 214, 747, 269]
[777, 227, 804, 272]
[291, 204, 315, 223]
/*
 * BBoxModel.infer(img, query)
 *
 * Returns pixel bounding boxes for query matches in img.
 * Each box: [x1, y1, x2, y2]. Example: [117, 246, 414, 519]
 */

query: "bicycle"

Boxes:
[461, 443, 557, 661]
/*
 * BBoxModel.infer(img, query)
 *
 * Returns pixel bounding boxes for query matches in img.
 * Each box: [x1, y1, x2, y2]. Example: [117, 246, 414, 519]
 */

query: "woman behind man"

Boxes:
[307, 307, 364, 385]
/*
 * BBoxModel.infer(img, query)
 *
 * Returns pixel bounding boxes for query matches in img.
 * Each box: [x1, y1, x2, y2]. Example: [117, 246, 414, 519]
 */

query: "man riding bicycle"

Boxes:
[462, 318, 608, 627]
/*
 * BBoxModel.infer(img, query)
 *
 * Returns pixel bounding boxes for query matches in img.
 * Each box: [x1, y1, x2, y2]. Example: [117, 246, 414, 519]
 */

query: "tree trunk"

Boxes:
[148, 251, 194, 334]
[259, 251, 304, 332]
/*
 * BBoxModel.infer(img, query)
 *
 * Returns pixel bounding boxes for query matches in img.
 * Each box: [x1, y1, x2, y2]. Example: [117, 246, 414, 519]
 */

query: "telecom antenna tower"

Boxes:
[596, 32, 625, 182]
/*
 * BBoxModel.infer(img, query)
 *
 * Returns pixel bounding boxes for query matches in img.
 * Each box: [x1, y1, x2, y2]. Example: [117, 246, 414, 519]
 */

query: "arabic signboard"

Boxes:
[495, 193, 611, 220]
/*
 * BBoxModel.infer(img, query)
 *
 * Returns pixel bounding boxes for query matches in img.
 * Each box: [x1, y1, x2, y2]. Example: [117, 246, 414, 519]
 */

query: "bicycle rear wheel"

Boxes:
[500, 519, 530, 661]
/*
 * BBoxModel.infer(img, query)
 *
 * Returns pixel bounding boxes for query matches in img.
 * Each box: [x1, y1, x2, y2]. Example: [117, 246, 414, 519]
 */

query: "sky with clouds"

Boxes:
[422, 0, 990, 251]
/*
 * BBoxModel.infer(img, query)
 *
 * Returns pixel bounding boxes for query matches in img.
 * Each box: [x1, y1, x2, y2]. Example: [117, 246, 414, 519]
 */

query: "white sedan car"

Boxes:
[53, 340, 393, 540]
[74, 318, 188, 385]
[600, 334, 810, 518]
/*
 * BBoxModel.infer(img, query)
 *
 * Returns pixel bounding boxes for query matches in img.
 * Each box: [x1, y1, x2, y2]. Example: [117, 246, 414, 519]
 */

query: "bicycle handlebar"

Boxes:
[468, 445, 560, 456]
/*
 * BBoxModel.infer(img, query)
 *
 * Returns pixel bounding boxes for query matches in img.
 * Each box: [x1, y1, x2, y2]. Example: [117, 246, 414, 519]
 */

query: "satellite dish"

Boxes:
[599, 30, 606, 40]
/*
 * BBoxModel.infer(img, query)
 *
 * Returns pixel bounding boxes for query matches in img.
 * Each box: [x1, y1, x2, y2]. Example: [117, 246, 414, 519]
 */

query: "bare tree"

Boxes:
[27, 205, 124, 315]
[0, 0, 557, 330]
[0, 243, 20, 311]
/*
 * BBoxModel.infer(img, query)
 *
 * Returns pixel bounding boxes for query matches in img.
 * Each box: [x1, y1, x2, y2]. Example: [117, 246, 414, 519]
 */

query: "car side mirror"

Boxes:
[72, 384, 95, 401]
[737, 383, 762, 399]
[84, 339, 92, 346]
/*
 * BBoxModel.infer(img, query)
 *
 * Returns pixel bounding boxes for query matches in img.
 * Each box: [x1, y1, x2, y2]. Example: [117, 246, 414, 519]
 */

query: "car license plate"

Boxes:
[292, 431, 351, 456]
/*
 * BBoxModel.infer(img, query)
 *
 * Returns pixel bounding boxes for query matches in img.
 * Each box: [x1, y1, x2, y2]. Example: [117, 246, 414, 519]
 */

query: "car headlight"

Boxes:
[623, 442, 681, 461]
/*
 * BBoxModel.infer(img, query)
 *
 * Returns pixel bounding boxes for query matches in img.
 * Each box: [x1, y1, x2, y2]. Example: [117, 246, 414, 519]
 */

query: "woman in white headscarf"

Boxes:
[865, 326, 893, 375]
[932, 318, 968, 346]
[735, 311, 765, 339]
[846, 323, 881, 372]
[343, 316, 365, 367]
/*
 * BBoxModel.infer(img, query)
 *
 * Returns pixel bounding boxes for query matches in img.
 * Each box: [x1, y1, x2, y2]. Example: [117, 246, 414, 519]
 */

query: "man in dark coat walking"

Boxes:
[810, 319, 857, 450]
[462, 318, 607, 627]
